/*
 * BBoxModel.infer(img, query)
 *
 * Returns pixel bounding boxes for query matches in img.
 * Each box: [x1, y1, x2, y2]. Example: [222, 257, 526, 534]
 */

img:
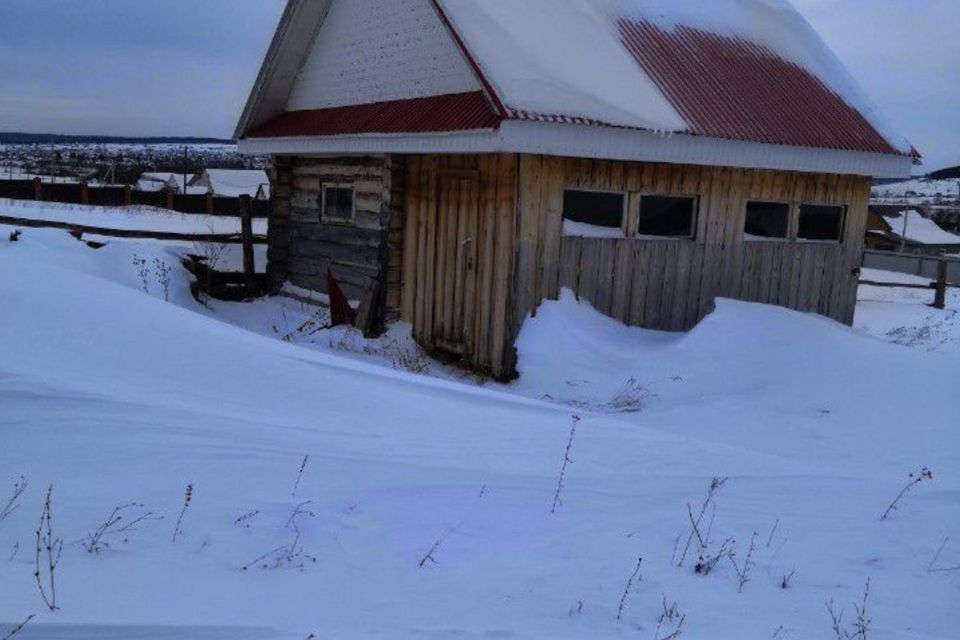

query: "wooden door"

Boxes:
[430, 170, 480, 355]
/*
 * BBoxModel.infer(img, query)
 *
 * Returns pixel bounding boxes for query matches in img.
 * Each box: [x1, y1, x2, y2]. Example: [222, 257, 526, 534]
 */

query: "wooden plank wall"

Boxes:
[515, 155, 871, 333]
[401, 154, 519, 379]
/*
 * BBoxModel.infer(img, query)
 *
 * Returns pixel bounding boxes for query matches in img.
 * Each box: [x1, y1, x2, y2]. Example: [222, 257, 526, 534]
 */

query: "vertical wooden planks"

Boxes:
[491, 153, 518, 376]
[514, 154, 544, 330]
[401, 155, 421, 324]
[539, 155, 565, 301]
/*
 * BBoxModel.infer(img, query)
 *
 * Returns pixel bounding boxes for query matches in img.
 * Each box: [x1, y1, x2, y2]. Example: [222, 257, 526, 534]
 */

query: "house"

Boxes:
[235, 0, 917, 379]
[867, 206, 960, 254]
[136, 172, 182, 192]
[189, 169, 270, 199]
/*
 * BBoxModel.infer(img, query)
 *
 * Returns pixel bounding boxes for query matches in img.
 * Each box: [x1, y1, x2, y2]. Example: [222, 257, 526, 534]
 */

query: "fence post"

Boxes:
[32, 177, 42, 201]
[165, 187, 174, 211]
[206, 192, 214, 215]
[240, 195, 256, 291]
[123, 185, 132, 206]
[80, 181, 89, 205]
[933, 259, 948, 310]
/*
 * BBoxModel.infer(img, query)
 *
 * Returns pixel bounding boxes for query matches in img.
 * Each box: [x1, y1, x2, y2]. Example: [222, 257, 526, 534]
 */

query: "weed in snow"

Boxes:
[153, 258, 172, 301]
[880, 467, 933, 521]
[653, 596, 685, 640]
[291, 455, 309, 498]
[616, 556, 642, 621]
[132, 255, 150, 294]
[781, 569, 797, 589]
[1, 475, 27, 522]
[550, 415, 580, 513]
[418, 537, 444, 568]
[608, 378, 649, 413]
[34, 486, 61, 611]
[242, 501, 317, 571]
[826, 578, 871, 640]
[927, 536, 960, 573]
[677, 477, 728, 568]
[1, 615, 34, 640]
[172, 483, 193, 542]
[83, 503, 160, 554]
[233, 510, 260, 529]
[728, 531, 759, 593]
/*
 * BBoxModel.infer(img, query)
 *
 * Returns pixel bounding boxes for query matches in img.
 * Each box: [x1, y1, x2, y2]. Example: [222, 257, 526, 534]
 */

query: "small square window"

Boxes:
[798, 204, 845, 241]
[744, 201, 790, 240]
[562, 189, 626, 238]
[321, 184, 355, 224]
[637, 195, 697, 238]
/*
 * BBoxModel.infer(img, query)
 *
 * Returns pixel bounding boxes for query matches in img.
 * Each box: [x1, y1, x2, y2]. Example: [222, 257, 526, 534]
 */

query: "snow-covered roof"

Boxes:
[237, 0, 915, 178]
[883, 210, 960, 246]
[199, 169, 270, 198]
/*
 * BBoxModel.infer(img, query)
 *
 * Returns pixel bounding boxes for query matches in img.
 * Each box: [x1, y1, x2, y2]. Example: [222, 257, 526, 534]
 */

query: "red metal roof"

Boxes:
[245, 91, 501, 139]
[617, 20, 899, 155]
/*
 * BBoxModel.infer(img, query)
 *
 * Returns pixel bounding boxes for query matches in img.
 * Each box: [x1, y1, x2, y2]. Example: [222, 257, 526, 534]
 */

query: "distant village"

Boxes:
[0, 141, 269, 199]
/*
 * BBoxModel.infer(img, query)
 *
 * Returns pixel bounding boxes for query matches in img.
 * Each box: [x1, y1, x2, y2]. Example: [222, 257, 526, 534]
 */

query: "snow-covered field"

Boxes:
[872, 178, 960, 205]
[0, 198, 267, 236]
[1, 225, 957, 639]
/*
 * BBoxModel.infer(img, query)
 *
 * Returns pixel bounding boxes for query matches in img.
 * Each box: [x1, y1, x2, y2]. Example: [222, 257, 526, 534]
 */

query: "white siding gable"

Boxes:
[287, 0, 480, 111]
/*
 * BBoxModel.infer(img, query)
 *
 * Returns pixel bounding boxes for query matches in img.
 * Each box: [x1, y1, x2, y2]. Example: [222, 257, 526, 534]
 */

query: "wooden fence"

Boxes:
[863, 249, 960, 285]
[0, 177, 271, 218]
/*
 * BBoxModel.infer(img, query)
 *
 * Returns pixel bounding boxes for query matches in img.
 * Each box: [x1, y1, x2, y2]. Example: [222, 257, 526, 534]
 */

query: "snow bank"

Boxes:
[1, 228, 957, 638]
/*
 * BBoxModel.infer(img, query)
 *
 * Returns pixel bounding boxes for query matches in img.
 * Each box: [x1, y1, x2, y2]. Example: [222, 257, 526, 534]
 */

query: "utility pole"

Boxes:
[183, 145, 188, 194]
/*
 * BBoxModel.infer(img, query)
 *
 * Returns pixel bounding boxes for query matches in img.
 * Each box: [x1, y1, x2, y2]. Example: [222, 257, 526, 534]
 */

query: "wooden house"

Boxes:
[236, 0, 917, 380]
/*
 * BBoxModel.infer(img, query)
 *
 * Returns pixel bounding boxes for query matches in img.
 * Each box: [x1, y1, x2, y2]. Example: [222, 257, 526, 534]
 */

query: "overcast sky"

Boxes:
[0, 0, 956, 171]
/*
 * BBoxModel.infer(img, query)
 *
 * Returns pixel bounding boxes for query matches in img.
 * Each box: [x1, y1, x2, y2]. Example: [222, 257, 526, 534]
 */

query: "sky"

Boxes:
[0, 0, 957, 171]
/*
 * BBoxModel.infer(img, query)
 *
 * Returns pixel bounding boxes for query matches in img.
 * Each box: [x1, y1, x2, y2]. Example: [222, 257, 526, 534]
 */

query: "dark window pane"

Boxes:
[322, 186, 354, 223]
[798, 204, 844, 241]
[744, 201, 790, 239]
[562, 189, 625, 237]
[637, 195, 696, 237]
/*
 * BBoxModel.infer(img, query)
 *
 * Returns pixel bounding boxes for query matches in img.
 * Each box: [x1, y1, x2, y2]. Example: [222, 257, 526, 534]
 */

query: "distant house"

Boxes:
[190, 169, 270, 199]
[868, 206, 960, 254]
[136, 172, 182, 192]
[235, 0, 917, 379]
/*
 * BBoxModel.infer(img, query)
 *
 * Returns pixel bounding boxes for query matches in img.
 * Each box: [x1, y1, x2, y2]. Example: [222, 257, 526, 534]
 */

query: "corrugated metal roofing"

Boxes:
[245, 91, 501, 139]
[614, 20, 900, 155]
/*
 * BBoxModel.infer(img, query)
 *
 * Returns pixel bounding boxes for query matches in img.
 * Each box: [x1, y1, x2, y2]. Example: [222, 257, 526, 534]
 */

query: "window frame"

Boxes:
[634, 192, 700, 241]
[320, 182, 356, 226]
[796, 202, 847, 244]
[561, 187, 629, 238]
[742, 199, 793, 242]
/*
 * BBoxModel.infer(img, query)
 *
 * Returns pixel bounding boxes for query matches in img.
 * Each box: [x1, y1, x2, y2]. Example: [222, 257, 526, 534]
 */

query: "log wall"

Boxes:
[514, 155, 871, 332]
[268, 155, 403, 321]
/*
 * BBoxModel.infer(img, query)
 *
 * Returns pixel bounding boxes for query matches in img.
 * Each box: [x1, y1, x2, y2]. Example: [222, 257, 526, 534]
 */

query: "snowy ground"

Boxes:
[1, 226, 958, 639]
